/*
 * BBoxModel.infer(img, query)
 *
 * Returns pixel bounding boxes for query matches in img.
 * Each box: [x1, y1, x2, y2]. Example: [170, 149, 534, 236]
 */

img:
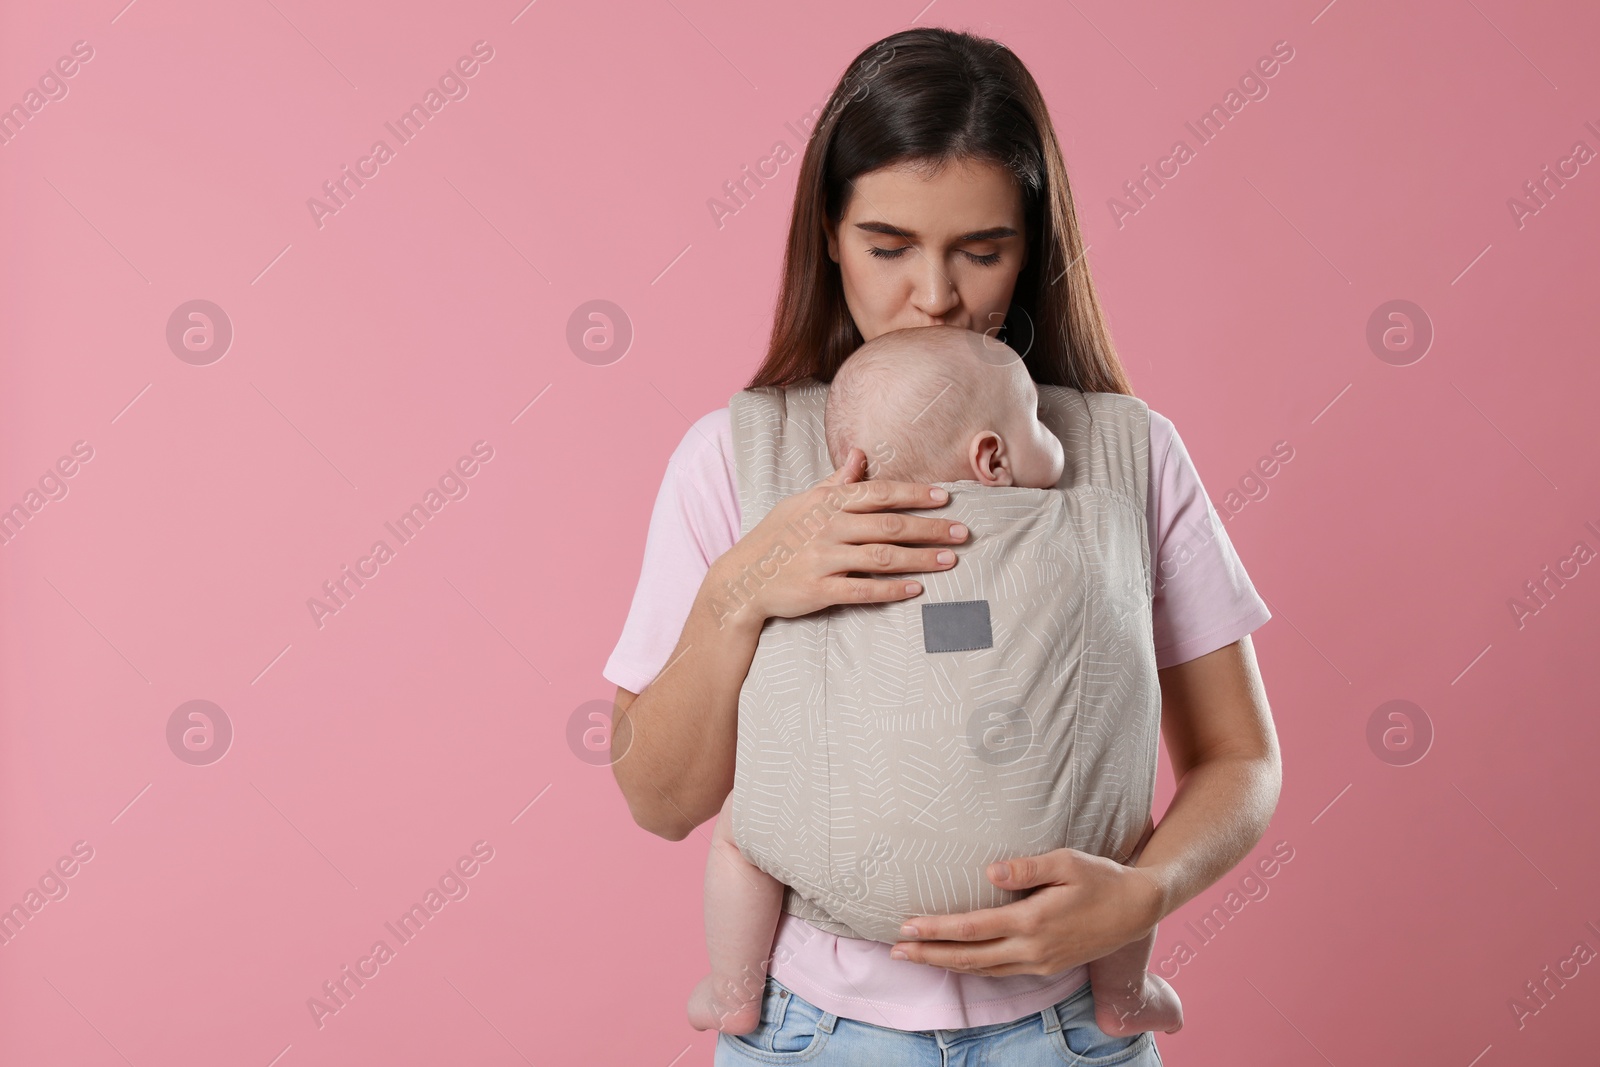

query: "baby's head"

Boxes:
[824, 325, 1065, 489]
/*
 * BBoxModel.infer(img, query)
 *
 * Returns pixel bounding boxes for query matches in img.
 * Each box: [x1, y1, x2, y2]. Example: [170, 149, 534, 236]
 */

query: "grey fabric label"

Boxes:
[922, 599, 993, 653]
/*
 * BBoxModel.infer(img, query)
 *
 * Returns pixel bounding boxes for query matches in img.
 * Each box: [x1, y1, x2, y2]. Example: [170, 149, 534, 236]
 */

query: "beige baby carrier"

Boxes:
[727, 379, 1163, 945]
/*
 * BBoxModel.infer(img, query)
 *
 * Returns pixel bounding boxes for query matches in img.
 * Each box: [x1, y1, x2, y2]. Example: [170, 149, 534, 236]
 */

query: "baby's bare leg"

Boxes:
[1087, 815, 1184, 1036]
[687, 793, 786, 1033]
[1087, 927, 1183, 1035]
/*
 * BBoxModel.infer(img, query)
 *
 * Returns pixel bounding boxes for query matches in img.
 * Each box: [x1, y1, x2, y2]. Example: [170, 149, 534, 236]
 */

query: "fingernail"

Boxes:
[950, 524, 967, 539]
[899, 924, 918, 937]
[936, 550, 955, 565]
[905, 582, 921, 595]
[890, 949, 908, 960]
[930, 487, 947, 501]
[992, 862, 1010, 880]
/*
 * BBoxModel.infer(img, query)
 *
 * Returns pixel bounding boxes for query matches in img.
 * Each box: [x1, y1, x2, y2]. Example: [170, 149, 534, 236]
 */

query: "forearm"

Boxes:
[1133, 750, 1282, 925]
[611, 559, 764, 841]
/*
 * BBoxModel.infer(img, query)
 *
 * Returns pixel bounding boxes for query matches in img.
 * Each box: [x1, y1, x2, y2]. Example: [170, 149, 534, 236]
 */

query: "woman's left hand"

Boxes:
[887, 848, 1167, 976]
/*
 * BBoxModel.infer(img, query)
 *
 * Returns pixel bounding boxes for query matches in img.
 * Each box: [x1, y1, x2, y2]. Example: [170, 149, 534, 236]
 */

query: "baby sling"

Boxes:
[726, 379, 1163, 944]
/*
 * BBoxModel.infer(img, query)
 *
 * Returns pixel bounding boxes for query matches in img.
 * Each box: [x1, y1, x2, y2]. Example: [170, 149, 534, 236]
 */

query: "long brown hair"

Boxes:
[748, 27, 1132, 396]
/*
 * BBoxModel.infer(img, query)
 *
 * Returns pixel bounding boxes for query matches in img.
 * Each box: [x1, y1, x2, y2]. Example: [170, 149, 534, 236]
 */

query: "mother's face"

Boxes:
[824, 157, 1027, 344]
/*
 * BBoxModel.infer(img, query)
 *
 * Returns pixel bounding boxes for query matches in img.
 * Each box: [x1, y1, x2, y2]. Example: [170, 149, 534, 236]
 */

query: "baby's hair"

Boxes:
[825, 326, 1017, 482]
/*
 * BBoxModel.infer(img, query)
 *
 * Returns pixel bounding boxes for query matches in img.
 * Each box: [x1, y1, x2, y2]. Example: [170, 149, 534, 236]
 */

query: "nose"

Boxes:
[909, 256, 960, 320]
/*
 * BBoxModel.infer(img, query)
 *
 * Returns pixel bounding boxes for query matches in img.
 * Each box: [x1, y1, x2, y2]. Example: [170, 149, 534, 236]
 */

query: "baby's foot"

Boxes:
[687, 974, 763, 1034]
[1094, 971, 1184, 1036]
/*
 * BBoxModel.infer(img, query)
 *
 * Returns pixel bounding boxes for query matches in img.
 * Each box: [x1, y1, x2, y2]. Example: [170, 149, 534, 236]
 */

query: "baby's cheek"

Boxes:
[1045, 435, 1066, 486]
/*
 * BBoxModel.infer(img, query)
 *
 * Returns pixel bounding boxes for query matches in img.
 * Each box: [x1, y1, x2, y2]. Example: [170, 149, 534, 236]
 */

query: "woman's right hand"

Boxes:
[710, 446, 969, 629]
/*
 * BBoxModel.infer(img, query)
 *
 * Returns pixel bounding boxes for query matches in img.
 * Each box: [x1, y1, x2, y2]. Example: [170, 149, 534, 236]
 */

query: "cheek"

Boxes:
[840, 259, 866, 299]
[1038, 447, 1056, 480]
[1045, 435, 1065, 479]
[953, 273, 1017, 327]
[963, 262, 1022, 308]
[843, 254, 892, 302]
[839, 253, 900, 329]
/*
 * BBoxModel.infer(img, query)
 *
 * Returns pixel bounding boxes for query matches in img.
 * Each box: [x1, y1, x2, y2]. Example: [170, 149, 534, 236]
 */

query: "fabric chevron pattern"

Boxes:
[727, 379, 1162, 945]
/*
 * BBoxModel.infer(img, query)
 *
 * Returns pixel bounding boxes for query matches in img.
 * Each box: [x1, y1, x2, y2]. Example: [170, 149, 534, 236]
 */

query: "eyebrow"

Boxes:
[854, 221, 1020, 241]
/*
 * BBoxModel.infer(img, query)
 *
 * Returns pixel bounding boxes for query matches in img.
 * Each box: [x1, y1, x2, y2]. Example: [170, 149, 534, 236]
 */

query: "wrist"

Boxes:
[1130, 859, 1175, 932]
[701, 551, 769, 638]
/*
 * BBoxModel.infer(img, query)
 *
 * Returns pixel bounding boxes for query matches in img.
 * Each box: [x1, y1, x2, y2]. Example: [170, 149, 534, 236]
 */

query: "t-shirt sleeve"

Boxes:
[1147, 409, 1272, 669]
[603, 409, 742, 694]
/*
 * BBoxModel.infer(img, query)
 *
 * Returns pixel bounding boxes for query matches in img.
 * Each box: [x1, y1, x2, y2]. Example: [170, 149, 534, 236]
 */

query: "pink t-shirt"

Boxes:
[605, 404, 1271, 1032]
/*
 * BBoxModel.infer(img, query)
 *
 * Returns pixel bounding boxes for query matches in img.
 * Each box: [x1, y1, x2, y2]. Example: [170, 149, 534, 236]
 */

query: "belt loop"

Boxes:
[818, 1009, 838, 1034]
[1040, 1001, 1063, 1035]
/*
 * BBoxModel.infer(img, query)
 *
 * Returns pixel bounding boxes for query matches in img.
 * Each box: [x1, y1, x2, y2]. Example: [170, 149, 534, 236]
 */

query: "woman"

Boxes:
[606, 26, 1280, 1064]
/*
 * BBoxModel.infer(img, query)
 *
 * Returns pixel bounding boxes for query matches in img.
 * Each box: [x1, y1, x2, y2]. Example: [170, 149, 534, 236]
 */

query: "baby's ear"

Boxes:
[968, 431, 1012, 486]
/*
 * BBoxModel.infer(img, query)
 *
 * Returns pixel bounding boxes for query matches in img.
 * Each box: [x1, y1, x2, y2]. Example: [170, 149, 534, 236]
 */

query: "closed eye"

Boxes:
[867, 246, 1003, 266]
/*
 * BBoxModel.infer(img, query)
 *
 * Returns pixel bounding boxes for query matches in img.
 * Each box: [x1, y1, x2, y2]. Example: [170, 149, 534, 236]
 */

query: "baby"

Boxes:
[687, 325, 1183, 1039]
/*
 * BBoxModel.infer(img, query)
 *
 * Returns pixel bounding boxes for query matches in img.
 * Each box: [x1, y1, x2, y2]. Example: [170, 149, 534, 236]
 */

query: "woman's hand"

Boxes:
[712, 446, 969, 631]
[611, 446, 970, 838]
[889, 640, 1282, 978]
[886, 847, 1168, 977]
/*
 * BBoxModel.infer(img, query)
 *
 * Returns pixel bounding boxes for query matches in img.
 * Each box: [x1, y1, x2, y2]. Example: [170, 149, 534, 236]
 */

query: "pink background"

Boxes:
[2, 0, 1597, 1063]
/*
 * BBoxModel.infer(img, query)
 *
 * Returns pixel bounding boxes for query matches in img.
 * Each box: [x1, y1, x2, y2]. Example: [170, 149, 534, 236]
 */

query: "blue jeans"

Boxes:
[715, 975, 1164, 1065]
